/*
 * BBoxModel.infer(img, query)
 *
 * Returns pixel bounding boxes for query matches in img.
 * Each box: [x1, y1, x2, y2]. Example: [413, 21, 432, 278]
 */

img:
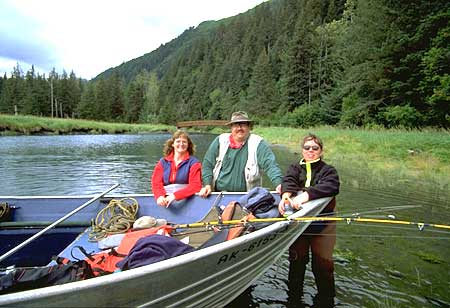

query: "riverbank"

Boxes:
[253, 126, 450, 186]
[1, 114, 449, 190]
[0, 114, 171, 135]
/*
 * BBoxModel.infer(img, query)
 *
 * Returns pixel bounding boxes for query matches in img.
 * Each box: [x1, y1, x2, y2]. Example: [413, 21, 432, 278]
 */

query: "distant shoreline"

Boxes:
[1, 114, 449, 189]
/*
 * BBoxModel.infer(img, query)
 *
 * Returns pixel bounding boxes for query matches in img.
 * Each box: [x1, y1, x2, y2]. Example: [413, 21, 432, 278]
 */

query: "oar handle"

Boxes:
[0, 184, 120, 263]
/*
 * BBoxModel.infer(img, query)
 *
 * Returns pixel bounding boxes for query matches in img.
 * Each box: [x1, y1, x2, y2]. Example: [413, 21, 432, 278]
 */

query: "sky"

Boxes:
[0, 0, 267, 80]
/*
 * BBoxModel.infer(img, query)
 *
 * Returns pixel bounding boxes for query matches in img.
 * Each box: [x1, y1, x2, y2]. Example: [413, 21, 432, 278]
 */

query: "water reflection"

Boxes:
[0, 134, 213, 195]
[1, 134, 449, 307]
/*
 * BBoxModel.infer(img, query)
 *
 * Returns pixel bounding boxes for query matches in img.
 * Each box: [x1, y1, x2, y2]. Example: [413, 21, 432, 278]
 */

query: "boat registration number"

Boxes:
[217, 233, 277, 264]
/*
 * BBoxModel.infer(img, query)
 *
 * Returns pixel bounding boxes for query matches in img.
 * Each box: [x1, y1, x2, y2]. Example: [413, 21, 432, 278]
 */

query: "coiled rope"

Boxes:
[89, 198, 139, 241]
[0, 202, 11, 222]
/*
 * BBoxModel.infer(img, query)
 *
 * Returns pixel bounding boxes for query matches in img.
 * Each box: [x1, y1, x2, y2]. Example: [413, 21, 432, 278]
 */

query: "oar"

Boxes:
[174, 216, 450, 231]
[0, 184, 120, 263]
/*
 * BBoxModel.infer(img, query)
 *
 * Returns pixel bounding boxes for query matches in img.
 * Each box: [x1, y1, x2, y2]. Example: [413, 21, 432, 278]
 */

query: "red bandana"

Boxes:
[229, 135, 244, 149]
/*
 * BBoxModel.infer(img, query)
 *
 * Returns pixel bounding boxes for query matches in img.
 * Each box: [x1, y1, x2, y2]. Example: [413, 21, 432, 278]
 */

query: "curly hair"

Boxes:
[163, 130, 196, 156]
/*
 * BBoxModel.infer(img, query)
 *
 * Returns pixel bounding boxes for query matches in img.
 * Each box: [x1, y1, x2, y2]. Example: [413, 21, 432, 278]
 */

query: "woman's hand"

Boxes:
[157, 194, 176, 207]
[278, 197, 290, 215]
[156, 196, 168, 207]
[278, 193, 293, 215]
[166, 194, 175, 206]
[291, 192, 309, 209]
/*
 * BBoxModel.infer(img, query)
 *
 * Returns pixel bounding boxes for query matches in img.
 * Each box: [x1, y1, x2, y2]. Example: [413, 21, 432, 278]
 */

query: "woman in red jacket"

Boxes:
[151, 130, 202, 207]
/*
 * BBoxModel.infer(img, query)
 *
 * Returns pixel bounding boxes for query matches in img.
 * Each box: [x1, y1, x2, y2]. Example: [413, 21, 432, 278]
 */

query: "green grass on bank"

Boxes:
[252, 126, 450, 187]
[1, 114, 449, 187]
[0, 114, 171, 134]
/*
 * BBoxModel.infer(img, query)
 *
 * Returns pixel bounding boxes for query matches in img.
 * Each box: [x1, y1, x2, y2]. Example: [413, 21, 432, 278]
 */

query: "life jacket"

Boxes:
[160, 155, 199, 185]
[213, 133, 263, 191]
[80, 225, 172, 276]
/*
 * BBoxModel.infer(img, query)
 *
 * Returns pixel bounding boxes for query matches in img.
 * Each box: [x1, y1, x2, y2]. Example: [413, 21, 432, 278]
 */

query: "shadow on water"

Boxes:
[0, 134, 449, 307]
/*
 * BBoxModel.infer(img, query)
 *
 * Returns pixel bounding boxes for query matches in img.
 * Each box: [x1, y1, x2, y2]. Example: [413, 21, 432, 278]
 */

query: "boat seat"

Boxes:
[48, 227, 100, 265]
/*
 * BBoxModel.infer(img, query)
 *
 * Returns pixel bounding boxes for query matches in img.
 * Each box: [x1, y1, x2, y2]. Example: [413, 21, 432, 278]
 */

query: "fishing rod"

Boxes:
[173, 216, 450, 231]
[336, 204, 422, 217]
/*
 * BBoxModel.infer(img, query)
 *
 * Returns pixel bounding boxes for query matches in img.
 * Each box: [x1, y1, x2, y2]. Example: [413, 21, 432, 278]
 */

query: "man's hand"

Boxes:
[198, 185, 212, 198]
[275, 184, 282, 194]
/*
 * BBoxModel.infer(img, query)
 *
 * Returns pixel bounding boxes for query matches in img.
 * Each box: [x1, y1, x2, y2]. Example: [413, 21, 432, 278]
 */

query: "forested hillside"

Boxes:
[1, 0, 449, 128]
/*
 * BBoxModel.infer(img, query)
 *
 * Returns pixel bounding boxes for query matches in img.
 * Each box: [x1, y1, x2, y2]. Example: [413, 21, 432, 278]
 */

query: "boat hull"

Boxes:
[0, 193, 330, 307]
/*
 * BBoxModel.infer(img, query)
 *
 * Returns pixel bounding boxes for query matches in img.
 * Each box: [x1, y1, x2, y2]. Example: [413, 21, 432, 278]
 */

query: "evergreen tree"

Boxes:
[0, 64, 25, 114]
[35, 73, 51, 116]
[139, 71, 160, 123]
[95, 78, 111, 121]
[77, 82, 97, 119]
[386, 0, 450, 127]
[22, 66, 37, 115]
[192, 60, 214, 119]
[0, 74, 8, 114]
[280, 16, 314, 111]
[125, 78, 145, 123]
[66, 71, 82, 118]
[329, 0, 394, 126]
[246, 48, 277, 117]
[108, 73, 125, 121]
[0, 0, 445, 128]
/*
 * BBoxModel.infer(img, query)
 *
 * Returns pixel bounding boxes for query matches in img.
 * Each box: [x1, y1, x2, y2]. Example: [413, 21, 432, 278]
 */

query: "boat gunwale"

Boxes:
[0, 191, 249, 200]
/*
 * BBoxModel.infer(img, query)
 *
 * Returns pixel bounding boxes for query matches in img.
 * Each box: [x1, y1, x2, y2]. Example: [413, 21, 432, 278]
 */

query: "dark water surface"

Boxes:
[1, 134, 449, 307]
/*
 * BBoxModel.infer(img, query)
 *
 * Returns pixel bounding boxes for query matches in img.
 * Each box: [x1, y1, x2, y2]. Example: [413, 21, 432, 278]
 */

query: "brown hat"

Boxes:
[226, 111, 252, 125]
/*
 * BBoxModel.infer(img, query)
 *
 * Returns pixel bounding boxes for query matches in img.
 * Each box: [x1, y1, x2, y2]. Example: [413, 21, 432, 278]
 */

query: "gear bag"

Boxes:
[0, 257, 93, 295]
[238, 187, 279, 218]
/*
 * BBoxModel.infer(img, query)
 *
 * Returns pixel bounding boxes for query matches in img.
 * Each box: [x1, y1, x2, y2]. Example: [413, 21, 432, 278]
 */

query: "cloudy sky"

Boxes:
[0, 0, 266, 80]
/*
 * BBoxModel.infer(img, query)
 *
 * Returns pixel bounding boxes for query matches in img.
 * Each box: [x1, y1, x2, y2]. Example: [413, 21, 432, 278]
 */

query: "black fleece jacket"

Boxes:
[281, 159, 340, 200]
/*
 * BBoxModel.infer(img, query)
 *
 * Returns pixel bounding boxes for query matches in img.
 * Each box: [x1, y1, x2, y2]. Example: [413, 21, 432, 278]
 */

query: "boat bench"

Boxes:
[48, 227, 99, 265]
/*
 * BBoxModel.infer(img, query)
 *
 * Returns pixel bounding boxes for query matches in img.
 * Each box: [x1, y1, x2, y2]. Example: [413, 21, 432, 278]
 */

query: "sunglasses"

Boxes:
[303, 145, 320, 151]
[231, 122, 249, 127]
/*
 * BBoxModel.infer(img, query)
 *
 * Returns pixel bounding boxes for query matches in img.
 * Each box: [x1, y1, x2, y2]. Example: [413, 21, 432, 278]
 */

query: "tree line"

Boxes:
[1, 0, 449, 128]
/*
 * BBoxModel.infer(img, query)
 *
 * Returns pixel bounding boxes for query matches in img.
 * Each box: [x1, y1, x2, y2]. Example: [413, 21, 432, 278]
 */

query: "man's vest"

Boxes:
[212, 133, 263, 191]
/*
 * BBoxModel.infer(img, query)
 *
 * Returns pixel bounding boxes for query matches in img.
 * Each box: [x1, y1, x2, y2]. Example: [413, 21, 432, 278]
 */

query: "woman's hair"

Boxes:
[301, 133, 324, 150]
[163, 130, 196, 156]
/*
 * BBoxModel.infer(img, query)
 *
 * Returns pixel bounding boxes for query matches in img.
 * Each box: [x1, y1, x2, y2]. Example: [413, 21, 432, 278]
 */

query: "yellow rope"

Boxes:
[89, 198, 139, 242]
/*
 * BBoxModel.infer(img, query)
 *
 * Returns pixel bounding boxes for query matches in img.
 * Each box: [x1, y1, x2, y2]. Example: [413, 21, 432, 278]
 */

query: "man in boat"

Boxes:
[278, 133, 340, 308]
[199, 111, 283, 197]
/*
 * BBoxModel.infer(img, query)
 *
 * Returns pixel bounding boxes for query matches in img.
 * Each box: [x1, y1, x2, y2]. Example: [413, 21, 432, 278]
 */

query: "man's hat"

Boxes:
[226, 111, 252, 125]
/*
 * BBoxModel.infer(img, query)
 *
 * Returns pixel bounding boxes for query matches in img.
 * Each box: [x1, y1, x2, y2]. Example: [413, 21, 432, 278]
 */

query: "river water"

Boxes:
[0, 134, 449, 307]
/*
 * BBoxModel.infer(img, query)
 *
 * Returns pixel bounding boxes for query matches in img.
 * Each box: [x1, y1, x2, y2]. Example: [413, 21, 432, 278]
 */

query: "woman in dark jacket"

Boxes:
[278, 133, 340, 308]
